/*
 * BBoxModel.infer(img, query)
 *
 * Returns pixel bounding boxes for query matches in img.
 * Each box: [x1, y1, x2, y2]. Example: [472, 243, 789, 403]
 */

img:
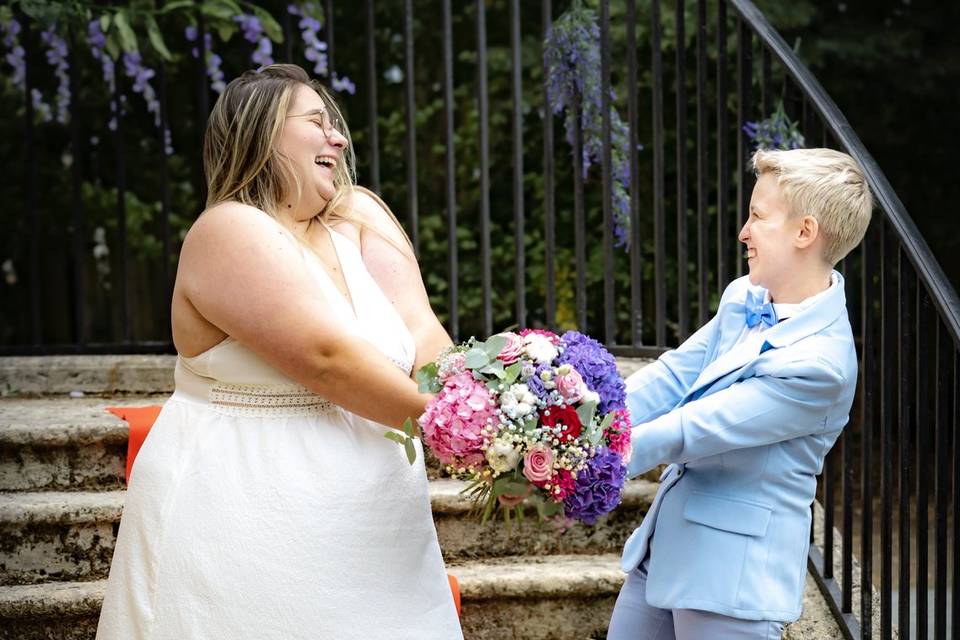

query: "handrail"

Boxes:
[729, 0, 960, 346]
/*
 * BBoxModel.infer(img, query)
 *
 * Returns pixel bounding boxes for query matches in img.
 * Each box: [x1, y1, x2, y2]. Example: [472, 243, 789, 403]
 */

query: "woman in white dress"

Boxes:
[96, 64, 463, 639]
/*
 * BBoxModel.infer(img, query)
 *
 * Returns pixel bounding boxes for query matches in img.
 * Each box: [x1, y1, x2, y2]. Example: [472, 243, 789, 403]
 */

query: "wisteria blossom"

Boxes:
[544, 5, 634, 248]
[235, 14, 274, 68]
[88, 19, 117, 130]
[185, 26, 225, 94]
[40, 26, 70, 124]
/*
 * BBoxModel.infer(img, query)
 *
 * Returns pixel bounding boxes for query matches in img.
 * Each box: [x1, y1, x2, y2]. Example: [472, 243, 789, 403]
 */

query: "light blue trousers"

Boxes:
[607, 560, 785, 640]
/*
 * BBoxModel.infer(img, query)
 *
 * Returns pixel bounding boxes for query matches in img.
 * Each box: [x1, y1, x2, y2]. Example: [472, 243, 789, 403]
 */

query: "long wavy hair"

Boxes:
[202, 64, 356, 220]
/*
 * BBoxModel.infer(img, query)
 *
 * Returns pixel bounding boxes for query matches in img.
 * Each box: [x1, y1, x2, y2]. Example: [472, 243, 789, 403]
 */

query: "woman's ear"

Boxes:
[796, 214, 820, 249]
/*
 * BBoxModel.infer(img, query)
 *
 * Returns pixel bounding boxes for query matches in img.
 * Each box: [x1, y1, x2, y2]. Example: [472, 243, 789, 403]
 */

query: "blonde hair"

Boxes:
[752, 148, 873, 264]
[203, 64, 356, 219]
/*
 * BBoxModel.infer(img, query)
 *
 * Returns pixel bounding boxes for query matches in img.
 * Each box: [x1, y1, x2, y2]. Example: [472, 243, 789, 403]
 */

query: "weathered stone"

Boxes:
[0, 396, 165, 491]
[615, 357, 656, 379]
[0, 356, 176, 396]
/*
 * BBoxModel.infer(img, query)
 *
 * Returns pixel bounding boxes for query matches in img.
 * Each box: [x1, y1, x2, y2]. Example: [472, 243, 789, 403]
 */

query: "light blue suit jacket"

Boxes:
[621, 272, 857, 622]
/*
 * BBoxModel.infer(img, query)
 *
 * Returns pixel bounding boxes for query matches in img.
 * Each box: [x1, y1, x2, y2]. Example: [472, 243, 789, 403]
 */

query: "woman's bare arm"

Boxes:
[347, 188, 454, 374]
[176, 202, 430, 429]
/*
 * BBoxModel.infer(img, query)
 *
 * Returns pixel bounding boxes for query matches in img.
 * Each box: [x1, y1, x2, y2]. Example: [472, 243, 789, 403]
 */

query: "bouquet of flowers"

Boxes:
[388, 329, 631, 525]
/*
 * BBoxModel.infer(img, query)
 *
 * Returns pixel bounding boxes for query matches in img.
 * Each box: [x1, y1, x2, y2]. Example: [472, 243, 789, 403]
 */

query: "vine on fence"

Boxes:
[543, 2, 634, 250]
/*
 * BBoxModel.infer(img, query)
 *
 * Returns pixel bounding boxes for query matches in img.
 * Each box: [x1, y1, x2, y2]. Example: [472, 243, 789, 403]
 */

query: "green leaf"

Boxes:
[415, 362, 440, 393]
[576, 400, 598, 428]
[482, 335, 508, 359]
[160, 0, 196, 14]
[402, 417, 416, 437]
[113, 10, 138, 54]
[200, 2, 235, 20]
[522, 414, 538, 433]
[404, 438, 417, 465]
[146, 15, 173, 62]
[599, 412, 615, 432]
[104, 33, 120, 60]
[479, 360, 505, 378]
[587, 424, 603, 445]
[216, 23, 237, 43]
[464, 348, 489, 369]
[99, 13, 112, 33]
[383, 431, 407, 445]
[504, 362, 522, 385]
[250, 5, 284, 43]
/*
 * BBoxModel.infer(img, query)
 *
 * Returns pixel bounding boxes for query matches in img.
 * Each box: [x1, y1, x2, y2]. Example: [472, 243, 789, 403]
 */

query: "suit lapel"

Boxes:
[681, 271, 848, 404]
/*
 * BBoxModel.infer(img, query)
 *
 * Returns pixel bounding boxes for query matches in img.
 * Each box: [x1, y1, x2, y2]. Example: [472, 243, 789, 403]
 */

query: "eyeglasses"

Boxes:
[287, 108, 344, 138]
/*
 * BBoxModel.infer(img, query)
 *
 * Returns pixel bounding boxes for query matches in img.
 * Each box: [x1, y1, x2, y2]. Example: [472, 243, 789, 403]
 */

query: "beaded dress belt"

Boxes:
[208, 382, 336, 417]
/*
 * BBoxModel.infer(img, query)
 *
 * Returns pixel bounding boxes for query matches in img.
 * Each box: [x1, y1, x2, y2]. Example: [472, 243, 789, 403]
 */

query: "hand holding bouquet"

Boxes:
[389, 329, 632, 525]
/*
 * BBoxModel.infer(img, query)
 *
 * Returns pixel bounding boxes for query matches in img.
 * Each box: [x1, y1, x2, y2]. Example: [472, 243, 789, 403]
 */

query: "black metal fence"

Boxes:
[3, 1, 959, 638]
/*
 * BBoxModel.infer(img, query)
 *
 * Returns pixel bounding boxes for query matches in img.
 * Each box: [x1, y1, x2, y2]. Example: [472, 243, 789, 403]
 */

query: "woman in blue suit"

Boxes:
[608, 148, 873, 639]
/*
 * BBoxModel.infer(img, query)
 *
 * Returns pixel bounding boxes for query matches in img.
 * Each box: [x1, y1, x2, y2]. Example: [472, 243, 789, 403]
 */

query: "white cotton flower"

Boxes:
[485, 439, 520, 473]
[523, 334, 559, 364]
[499, 383, 537, 419]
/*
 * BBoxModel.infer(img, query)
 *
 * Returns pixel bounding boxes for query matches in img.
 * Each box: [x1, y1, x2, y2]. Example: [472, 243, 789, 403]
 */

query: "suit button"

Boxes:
[676, 467, 684, 478]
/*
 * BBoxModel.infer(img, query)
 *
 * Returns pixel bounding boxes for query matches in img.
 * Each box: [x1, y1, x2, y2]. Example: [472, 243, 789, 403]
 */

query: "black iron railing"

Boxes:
[2, 2, 959, 637]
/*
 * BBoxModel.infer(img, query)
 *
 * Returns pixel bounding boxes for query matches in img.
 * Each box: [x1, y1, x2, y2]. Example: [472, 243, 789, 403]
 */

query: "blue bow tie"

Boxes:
[745, 289, 778, 329]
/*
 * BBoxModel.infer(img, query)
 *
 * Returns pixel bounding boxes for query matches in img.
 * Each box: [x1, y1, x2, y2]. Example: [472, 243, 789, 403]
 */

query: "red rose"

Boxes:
[540, 405, 583, 443]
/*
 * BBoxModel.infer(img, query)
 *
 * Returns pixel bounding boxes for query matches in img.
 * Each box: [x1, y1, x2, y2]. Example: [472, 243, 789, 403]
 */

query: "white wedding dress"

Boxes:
[97, 224, 463, 640]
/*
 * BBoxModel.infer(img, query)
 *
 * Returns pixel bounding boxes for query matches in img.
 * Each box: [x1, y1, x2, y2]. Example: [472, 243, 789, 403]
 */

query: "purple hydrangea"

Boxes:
[556, 331, 625, 414]
[563, 446, 626, 524]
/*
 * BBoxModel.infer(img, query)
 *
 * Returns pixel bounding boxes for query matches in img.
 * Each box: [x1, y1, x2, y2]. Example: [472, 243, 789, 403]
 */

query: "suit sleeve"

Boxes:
[625, 315, 717, 425]
[626, 357, 848, 477]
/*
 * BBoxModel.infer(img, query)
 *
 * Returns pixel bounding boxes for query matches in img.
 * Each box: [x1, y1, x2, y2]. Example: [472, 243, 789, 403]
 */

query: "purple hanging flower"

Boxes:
[556, 330, 626, 415]
[234, 14, 274, 68]
[743, 101, 805, 151]
[88, 19, 117, 131]
[40, 25, 70, 124]
[544, 5, 634, 249]
[331, 72, 355, 95]
[563, 446, 626, 524]
[2, 18, 26, 92]
[291, 2, 328, 77]
[185, 26, 225, 94]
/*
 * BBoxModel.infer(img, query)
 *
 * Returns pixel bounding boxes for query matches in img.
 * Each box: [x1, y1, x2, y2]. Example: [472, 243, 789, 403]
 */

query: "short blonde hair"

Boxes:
[752, 148, 873, 264]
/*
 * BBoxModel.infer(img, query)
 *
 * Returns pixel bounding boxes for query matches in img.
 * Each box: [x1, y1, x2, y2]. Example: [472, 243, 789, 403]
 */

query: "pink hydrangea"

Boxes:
[605, 408, 633, 464]
[419, 372, 497, 469]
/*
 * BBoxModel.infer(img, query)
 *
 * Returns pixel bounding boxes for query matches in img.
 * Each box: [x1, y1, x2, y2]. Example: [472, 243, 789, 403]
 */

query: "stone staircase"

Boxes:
[0, 356, 840, 639]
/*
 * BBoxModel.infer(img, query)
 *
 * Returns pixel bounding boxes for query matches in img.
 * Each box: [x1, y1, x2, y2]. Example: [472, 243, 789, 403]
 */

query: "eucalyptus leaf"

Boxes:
[504, 362, 522, 385]
[599, 412, 615, 432]
[479, 360, 505, 378]
[483, 335, 508, 359]
[146, 16, 173, 62]
[576, 400, 598, 428]
[404, 438, 417, 465]
[113, 11, 138, 54]
[383, 431, 406, 445]
[464, 348, 489, 369]
[415, 363, 440, 393]
[587, 425, 603, 445]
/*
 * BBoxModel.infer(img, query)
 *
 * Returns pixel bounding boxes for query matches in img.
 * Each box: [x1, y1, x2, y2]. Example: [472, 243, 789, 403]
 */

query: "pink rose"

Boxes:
[522, 443, 555, 483]
[555, 366, 587, 403]
[494, 332, 524, 364]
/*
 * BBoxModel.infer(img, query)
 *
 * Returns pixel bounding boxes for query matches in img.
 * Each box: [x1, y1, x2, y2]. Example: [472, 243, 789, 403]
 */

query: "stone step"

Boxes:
[0, 555, 625, 640]
[0, 396, 167, 491]
[0, 355, 653, 397]
[0, 355, 177, 396]
[0, 480, 655, 586]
